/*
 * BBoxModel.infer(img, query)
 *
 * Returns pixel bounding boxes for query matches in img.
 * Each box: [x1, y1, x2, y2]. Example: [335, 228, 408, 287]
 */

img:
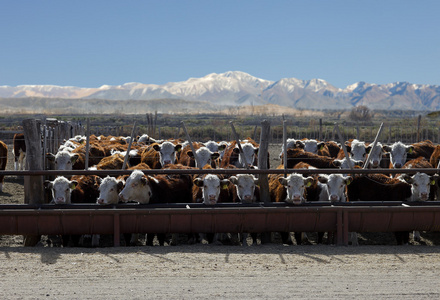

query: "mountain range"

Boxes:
[1, 71, 440, 111]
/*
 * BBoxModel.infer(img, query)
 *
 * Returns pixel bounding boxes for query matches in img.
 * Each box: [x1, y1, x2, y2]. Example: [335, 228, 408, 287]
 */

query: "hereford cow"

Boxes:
[281, 148, 344, 169]
[12, 133, 26, 170]
[96, 176, 125, 205]
[347, 172, 437, 244]
[70, 175, 101, 204]
[229, 174, 260, 245]
[118, 169, 193, 245]
[192, 174, 232, 244]
[220, 141, 259, 168]
[180, 147, 220, 168]
[141, 141, 182, 169]
[0, 141, 8, 192]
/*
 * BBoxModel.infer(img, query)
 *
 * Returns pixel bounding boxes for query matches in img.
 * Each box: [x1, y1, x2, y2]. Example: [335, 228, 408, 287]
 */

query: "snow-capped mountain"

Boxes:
[1, 71, 440, 111]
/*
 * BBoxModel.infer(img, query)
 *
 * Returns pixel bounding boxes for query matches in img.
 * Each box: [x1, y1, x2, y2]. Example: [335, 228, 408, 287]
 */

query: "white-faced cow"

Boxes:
[383, 141, 413, 169]
[97, 176, 125, 205]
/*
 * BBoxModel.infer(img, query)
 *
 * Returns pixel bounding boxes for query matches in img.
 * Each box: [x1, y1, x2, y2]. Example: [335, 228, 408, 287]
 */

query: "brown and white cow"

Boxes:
[0, 140, 8, 192]
[12, 133, 26, 170]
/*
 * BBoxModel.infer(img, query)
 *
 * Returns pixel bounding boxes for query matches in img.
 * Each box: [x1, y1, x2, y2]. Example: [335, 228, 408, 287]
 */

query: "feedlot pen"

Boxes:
[2, 118, 440, 247]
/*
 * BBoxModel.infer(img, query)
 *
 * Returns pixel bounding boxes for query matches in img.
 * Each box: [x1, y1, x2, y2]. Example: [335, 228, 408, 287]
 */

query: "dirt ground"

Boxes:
[1, 143, 440, 299]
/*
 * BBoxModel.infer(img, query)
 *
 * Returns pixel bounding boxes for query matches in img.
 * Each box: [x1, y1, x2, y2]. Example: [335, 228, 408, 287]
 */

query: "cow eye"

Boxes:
[413, 183, 418, 187]
[110, 188, 114, 192]
[65, 188, 69, 192]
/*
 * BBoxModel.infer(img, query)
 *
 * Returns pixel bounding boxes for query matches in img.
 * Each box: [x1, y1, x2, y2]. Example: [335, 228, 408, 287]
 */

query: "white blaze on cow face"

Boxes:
[191, 147, 220, 168]
[237, 143, 258, 168]
[118, 170, 154, 204]
[367, 142, 384, 168]
[384, 141, 413, 169]
[194, 174, 229, 205]
[153, 142, 181, 166]
[279, 173, 314, 205]
[47, 150, 79, 170]
[97, 176, 124, 205]
[401, 172, 437, 201]
[333, 157, 363, 170]
[230, 174, 259, 204]
[349, 139, 367, 161]
[45, 176, 77, 204]
[318, 174, 352, 202]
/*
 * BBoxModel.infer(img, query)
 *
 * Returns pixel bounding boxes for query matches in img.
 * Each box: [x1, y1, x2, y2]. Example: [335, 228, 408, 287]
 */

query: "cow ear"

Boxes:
[70, 180, 78, 190]
[193, 178, 204, 187]
[318, 142, 325, 150]
[218, 144, 227, 151]
[117, 180, 125, 191]
[295, 141, 305, 148]
[140, 176, 148, 185]
[366, 146, 372, 153]
[211, 152, 220, 160]
[152, 144, 161, 151]
[71, 153, 80, 164]
[407, 146, 414, 154]
[278, 177, 288, 186]
[345, 145, 352, 153]
[430, 175, 438, 185]
[383, 145, 392, 152]
[305, 177, 314, 187]
[333, 159, 342, 167]
[254, 148, 259, 155]
[318, 175, 328, 183]
[44, 180, 53, 189]
[345, 176, 352, 186]
[46, 153, 55, 161]
[187, 151, 194, 158]
[220, 179, 230, 189]
[229, 176, 238, 185]
[175, 144, 182, 152]
[232, 147, 240, 154]
[401, 174, 413, 183]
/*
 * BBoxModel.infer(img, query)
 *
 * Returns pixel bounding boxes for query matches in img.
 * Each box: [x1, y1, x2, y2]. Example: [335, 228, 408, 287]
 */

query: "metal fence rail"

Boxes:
[1, 203, 440, 247]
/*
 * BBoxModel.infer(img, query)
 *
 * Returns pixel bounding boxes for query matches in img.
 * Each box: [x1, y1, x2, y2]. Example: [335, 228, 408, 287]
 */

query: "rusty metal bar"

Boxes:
[0, 167, 438, 177]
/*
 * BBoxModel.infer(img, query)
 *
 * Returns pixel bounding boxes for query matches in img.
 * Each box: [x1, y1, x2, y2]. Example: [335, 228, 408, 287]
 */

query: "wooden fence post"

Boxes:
[22, 119, 44, 246]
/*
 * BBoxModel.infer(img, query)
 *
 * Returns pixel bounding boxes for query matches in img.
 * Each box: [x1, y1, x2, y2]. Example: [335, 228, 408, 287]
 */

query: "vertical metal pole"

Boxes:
[84, 118, 90, 170]
[229, 121, 250, 168]
[122, 121, 137, 170]
[181, 121, 202, 169]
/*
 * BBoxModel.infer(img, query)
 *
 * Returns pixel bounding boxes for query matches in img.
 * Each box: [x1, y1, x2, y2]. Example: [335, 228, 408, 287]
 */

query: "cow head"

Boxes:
[44, 176, 78, 204]
[400, 172, 438, 201]
[97, 176, 125, 205]
[318, 174, 352, 202]
[383, 142, 414, 169]
[188, 147, 220, 168]
[194, 174, 229, 205]
[349, 139, 368, 161]
[278, 173, 314, 205]
[46, 150, 80, 170]
[233, 143, 258, 168]
[118, 170, 154, 204]
[153, 142, 182, 166]
[365, 142, 385, 168]
[229, 174, 259, 204]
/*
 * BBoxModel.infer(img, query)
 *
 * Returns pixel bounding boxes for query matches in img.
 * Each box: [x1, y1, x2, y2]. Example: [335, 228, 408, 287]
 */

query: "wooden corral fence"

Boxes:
[1, 118, 440, 247]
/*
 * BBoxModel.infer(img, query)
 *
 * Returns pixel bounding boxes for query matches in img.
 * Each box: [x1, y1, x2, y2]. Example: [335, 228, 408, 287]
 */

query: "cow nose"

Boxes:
[244, 195, 252, 201]
[208, 195, 216, 200]
[394, 163, 402, 168]
[163, 160, 171, 165]
[421, 192, 428, 200]
[330, 195, 339, 202]
[293, 194, 301, 200]
[97, 199, 104, 204]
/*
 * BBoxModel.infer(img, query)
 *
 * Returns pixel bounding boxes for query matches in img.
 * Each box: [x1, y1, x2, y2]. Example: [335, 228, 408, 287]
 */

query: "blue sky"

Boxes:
[1, 1, 439, 89]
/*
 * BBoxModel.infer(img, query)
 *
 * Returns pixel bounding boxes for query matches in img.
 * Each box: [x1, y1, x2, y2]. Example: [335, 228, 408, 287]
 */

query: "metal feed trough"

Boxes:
[1, 202, 440, 246]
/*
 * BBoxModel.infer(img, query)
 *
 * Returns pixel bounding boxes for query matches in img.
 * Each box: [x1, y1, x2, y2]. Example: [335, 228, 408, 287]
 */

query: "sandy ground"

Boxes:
[1, 143, 440, 299]
[1, 244, 440, 299]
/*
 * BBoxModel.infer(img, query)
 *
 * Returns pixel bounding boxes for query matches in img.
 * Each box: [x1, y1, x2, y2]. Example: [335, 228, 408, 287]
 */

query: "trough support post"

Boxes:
[259, 120, 271, 244]
[114, 213, 120, 247]
[22, 119, 44, 246]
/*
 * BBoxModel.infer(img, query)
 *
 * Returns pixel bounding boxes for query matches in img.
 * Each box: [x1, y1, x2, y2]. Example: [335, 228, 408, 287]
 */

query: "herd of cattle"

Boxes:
[1, 132, 440, 247]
